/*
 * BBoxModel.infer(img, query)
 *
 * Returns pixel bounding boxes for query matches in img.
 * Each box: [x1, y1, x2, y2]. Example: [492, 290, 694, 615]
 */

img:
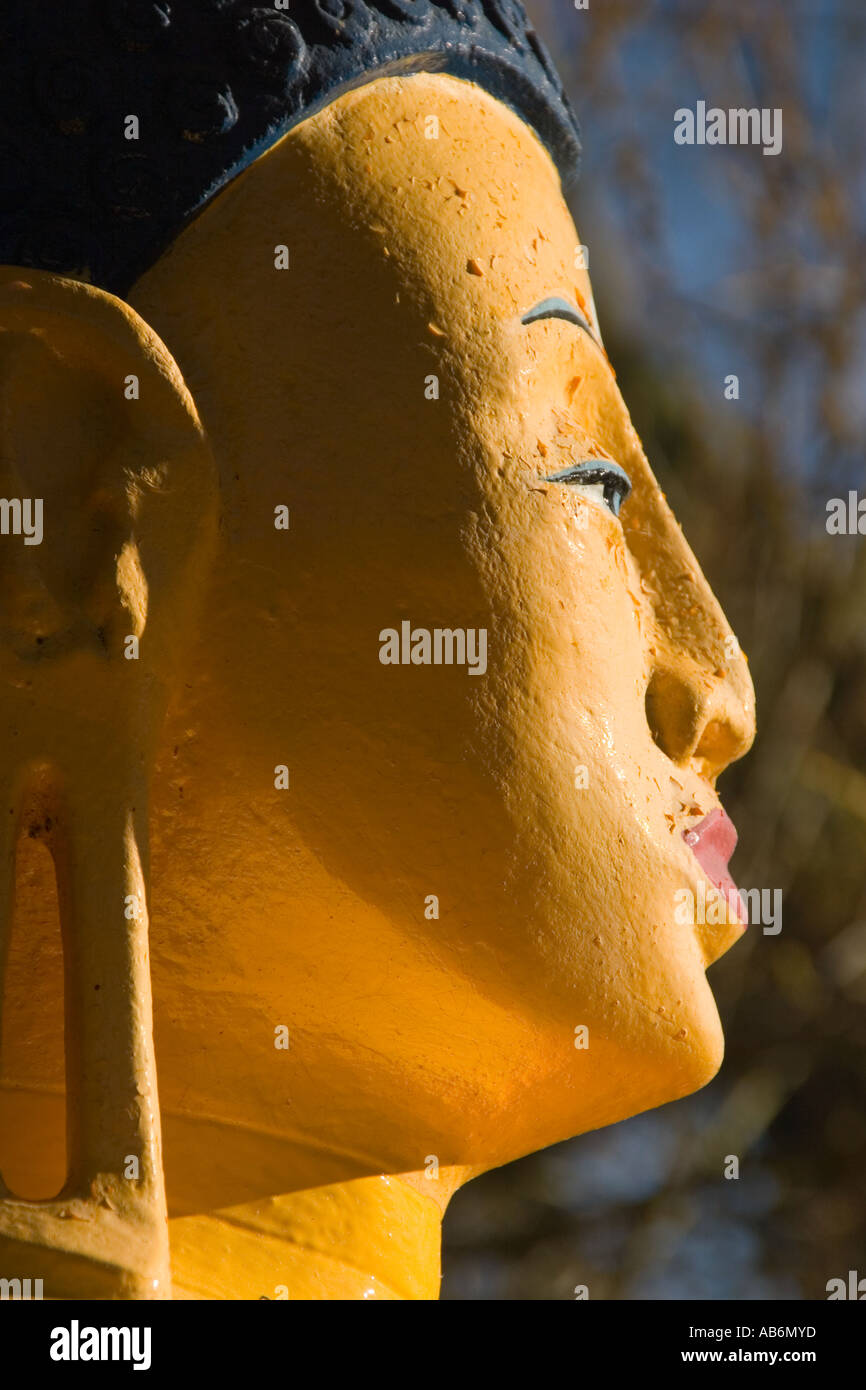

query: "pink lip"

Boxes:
[683, 807, 746, 925]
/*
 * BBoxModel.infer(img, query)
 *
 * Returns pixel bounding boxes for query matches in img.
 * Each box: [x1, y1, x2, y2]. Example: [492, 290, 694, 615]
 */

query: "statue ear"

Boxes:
[0, 272, 216, 1293]
[0, 268, 217, 667]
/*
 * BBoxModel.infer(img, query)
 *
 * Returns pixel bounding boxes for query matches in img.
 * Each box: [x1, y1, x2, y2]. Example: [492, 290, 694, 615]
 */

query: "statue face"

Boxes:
[127, 73, 756, 1185]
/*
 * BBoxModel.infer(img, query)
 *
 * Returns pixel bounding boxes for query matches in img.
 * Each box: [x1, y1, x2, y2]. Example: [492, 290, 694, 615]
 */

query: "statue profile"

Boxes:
[0, 1, 755, 1300]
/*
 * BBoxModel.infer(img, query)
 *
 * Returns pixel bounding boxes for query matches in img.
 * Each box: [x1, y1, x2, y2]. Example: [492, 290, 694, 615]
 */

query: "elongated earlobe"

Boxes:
[0, 267, 216, 1297]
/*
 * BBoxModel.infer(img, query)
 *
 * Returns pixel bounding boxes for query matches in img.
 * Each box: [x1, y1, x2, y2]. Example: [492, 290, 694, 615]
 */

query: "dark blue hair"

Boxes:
[0, 0, 581, 296]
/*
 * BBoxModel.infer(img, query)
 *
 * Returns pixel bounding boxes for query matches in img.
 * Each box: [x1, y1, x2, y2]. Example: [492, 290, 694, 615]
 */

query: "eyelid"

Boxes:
[544, 459, 632, 516]
[521, 297, 598, 345]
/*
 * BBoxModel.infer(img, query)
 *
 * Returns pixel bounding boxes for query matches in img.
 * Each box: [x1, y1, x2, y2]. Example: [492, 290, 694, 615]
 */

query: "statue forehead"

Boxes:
[0, 0, 580, 296]
[170, 74, 589, 341]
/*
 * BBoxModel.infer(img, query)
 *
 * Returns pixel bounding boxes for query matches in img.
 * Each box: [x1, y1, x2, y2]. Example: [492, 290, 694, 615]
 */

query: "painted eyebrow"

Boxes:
[521, 296, 596, 340]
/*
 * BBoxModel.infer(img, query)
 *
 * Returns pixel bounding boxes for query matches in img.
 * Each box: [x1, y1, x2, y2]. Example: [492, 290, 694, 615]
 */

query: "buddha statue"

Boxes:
[0, 2, 755, 1300]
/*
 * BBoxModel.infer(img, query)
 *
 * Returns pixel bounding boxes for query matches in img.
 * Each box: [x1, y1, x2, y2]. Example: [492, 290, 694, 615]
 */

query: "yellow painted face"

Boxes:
[126, 72, 757, 1186]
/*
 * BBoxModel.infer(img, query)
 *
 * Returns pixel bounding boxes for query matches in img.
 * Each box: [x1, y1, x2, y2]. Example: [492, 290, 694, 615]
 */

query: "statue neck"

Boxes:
[169, 1167, 474, 1301]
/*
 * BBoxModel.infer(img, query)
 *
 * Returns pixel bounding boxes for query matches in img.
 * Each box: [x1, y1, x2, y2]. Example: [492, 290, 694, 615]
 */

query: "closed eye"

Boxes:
[521, 296, 599, 346]
[545, 460, 632, 518]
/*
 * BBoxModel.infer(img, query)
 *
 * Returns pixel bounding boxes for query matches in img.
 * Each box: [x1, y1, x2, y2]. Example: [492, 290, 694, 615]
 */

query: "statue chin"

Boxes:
[0, 72, 754, 1299]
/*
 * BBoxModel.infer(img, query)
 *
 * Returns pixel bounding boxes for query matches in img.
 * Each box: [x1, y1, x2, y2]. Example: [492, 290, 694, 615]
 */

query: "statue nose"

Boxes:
[617, 452, 756, 779]
[644, 648, 755, 777]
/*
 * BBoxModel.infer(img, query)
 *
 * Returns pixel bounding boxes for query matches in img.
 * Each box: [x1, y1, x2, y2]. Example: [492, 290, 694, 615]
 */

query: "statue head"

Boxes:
[0, 1, 755, 1288]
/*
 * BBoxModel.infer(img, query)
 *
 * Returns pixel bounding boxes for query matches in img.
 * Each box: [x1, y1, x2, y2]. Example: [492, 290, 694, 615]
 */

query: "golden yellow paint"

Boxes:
[0, 270, 217, 1296]
[0, 74, 755, 1298]
[170, 1175, 442, 1301]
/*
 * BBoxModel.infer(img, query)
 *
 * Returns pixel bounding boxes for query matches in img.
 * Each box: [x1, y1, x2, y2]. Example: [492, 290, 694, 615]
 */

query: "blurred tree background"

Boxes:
[443, 0, 866, 1299]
